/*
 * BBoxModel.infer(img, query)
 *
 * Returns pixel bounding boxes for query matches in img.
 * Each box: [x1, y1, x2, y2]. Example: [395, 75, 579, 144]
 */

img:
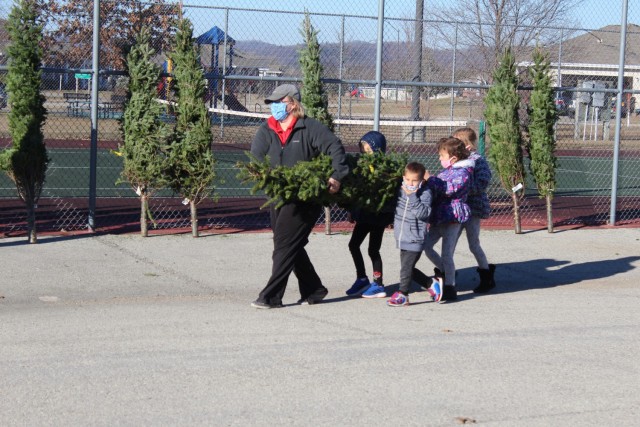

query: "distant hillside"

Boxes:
[233, 39, 483, 81]
[233, 40, 302, 72]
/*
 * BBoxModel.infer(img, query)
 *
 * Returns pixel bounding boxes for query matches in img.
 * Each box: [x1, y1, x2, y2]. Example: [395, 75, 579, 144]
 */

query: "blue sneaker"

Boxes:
[362, 283, 387, 298]
[346, 277, 370, 296]
[387, 291, 409, 307]
[427, 279, 443, 303]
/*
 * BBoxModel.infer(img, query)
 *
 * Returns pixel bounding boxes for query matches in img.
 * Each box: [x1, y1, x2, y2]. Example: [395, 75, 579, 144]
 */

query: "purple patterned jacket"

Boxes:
[426, 158, 475, 225]
[467, 151, 492, 219]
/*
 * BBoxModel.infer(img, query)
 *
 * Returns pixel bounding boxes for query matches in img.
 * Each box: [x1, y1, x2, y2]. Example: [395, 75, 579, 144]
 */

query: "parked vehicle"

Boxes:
[611, 99, 628, 118]
[554, 98, 567, 114]
[555, 92, 575, 117]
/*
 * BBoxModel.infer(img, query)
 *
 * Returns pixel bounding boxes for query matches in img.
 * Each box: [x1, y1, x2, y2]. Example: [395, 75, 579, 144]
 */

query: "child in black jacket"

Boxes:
[345, 131, 395, 298]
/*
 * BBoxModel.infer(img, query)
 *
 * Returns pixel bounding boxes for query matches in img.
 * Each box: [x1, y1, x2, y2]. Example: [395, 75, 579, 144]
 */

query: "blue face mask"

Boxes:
[403, 181, 421, 192]
[270, 102, 289, 121]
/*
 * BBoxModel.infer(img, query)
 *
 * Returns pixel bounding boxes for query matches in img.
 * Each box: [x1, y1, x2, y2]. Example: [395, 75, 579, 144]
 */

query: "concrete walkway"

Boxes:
[1, 228, 639, 426]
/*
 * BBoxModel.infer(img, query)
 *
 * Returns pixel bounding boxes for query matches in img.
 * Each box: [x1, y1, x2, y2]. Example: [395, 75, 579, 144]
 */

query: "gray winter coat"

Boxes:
[393, 185, 433, 252]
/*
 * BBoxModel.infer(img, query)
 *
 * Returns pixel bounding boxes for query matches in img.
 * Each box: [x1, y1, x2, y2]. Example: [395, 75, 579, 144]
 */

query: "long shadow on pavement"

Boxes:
[456, 256, 640, 297]
[291, 256, 640, 306]
[0, 233, 95, 247]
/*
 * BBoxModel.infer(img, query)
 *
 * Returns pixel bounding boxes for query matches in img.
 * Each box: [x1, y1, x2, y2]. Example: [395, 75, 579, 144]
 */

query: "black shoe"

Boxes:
[474, 264, 496, 294]
[251, 300, 283, 309]
[439, 285, 458, 303]
[473, 281, 495, 293]
[298, 288, 329, 305]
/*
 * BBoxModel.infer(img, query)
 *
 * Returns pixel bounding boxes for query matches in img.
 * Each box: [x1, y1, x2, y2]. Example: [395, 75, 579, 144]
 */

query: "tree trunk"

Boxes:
[140, 194, 148, 237]
[324, 206, 331, 235]
[511, 192, 522, 234]
[26, 200, 37, 243]
[546, 194, 554, 233]
[190, 200, 199, 237]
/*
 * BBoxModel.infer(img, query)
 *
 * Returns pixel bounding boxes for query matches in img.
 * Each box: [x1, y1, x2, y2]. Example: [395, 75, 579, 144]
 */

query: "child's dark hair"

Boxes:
[452, 127, 477, 148]
[404, 161, 426, 178]
[437, 137, 470, 160]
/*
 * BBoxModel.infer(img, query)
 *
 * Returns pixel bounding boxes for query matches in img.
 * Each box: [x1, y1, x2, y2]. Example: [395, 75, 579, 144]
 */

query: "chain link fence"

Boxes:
[0, 0, 639, 235]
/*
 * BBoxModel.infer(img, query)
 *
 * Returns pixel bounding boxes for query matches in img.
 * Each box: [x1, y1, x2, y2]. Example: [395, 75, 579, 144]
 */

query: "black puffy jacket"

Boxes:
[250, 116, 349, 182]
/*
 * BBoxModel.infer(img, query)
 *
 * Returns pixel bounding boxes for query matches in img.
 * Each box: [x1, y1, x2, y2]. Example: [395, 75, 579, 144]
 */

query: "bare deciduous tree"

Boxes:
[34, 0, 178, 69]
[434, 0, 583, 80]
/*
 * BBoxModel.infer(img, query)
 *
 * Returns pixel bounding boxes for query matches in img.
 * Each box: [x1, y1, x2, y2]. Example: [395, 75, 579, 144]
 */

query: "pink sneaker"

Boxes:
[428, 279, 443, 303]
[387, 291, 409, 307]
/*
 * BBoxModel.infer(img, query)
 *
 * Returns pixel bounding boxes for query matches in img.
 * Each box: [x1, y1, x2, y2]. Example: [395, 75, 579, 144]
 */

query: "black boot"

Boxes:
[434, 268, 457, 302]
[441, 285, 458, 302]
[474, 264, 496, 293]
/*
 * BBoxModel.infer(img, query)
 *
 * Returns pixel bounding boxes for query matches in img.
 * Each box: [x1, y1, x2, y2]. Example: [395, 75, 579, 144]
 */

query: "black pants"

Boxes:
[257, 202, 326, 306]
[396, 250, 432, 294]
[348, 221, 385, 281]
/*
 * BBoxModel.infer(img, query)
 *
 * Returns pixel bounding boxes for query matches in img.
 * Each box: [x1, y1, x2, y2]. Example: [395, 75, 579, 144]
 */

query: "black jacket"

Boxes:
[351, 202, 396, 227]
[250, 116, 349, 182]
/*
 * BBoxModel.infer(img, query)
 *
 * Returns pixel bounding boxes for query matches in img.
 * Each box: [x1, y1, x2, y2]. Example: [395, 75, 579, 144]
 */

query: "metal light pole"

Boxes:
[337, 15, 345, 130]
[373, 0, 385, 131]
[88, 0, 100, 231]
[610, 0, 629, 225]
[387, 21, 401, 103]
[449, 23, 458, 128]
[411, 0, 424, 132]
[556, 29, 563, 98]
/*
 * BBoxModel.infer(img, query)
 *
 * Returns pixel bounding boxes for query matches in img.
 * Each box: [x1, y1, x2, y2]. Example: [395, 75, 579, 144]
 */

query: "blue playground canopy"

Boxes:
[196, 26, 246, 111]
[196, 26, 235, 45]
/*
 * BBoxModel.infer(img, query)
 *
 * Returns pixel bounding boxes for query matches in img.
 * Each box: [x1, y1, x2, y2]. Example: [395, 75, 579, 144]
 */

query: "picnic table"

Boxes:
[65, 93, 126, 118]
[64, 92, 91, 117]
[63, 92, 91, 101]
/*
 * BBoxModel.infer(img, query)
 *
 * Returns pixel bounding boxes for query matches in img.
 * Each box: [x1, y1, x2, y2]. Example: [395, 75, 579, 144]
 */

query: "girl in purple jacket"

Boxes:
[423, 137, 474, 303]
[453, 127, 496, 294]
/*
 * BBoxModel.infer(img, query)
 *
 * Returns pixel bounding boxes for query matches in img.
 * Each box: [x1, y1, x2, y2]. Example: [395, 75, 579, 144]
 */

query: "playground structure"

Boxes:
[155, 25, 249, 115]
[196, 26, 248, 113]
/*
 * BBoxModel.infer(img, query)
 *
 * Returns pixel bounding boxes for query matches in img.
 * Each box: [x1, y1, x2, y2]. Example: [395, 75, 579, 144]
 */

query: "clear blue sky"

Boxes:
[0, 0, 635, 43]
[184, 0, 628, 25]
[181, 0, 638, 44]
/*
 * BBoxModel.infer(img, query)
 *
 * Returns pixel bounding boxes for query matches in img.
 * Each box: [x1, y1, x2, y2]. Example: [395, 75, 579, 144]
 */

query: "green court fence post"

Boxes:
[478, 120, 486, 156]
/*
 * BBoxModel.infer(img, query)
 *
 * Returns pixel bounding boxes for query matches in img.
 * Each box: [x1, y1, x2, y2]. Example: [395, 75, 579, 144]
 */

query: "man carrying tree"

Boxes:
[250, 84, 349, 309]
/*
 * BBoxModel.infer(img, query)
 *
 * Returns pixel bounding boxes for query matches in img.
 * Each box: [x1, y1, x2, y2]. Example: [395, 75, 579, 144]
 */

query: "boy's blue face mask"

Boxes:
[270, 102, 289, 121]
[402, 181, 421, 192]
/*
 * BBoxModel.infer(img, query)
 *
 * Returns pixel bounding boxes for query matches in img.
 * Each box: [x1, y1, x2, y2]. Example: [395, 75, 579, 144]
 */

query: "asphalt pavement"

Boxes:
[1, 227, 639, 426]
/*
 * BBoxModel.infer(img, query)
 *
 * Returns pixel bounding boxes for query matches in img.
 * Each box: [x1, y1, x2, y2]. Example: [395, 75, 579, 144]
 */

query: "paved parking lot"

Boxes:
[1, 228, 639, 426]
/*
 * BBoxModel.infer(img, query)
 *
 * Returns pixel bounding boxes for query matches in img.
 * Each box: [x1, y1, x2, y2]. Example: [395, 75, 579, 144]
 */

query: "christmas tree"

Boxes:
[298, 11, 335, 231]
[527, 47, 558, 233]
[166, 17, 216, 237]
[0, 0, 49, 243]
[119, 26, 171, 237]
[238, 152, 405, 212]
[485, 48, 526, 234]
[299, 11, 333, 130]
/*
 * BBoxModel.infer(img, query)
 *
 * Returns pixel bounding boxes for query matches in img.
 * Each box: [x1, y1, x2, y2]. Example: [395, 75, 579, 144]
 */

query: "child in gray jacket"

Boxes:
[388, 162, 433, 307]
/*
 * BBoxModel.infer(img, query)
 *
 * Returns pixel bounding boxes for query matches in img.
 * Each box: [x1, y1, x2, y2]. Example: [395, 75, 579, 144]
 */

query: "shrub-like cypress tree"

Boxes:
[299, 11, 333, 130]
[485, 48, 526, 234]
[0, 0, 49, 243]
[299, 11, 334, 231]
[167, 17, 216, 237]
[527, 47, 558, 233]
[119, 26, 171, 237]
